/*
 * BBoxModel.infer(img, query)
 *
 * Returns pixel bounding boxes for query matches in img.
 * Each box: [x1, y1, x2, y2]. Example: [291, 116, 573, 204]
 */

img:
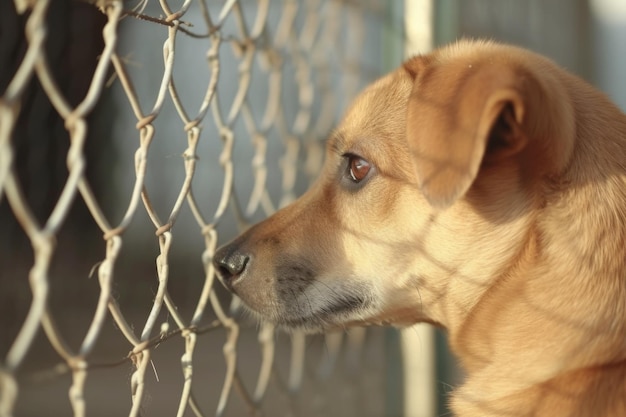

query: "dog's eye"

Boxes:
[348, 155, 371, 183]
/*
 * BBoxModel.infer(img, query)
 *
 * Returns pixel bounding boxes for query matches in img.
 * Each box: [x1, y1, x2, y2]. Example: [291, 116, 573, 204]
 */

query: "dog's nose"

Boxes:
[213, 244, 250, 290]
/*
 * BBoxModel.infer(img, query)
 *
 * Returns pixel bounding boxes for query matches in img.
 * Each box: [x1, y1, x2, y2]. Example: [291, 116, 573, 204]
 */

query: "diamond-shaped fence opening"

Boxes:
[0, 1, 404, 416]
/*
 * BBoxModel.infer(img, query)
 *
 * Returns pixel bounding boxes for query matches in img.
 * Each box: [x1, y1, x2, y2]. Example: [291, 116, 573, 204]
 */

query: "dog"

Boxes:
[213, 40, 626, 416]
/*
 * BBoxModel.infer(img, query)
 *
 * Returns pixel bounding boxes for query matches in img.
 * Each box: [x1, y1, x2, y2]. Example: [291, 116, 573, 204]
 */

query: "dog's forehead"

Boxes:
[330, 68, 414, 154]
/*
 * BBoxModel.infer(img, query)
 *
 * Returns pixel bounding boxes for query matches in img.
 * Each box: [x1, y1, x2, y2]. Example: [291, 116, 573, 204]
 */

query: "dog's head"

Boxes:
[213, 40, 577, 334]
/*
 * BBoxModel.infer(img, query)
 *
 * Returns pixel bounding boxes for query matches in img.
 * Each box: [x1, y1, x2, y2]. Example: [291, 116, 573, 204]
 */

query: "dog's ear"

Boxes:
[404, 54, 573, 209]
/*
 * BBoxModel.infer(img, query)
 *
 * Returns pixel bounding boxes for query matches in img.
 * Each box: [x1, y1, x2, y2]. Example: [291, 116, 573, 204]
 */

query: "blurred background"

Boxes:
[1, 0, 625, 416]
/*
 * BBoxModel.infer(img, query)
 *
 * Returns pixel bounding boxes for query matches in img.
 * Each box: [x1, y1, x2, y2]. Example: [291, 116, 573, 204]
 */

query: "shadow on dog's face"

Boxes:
[213, 41, 573, 334]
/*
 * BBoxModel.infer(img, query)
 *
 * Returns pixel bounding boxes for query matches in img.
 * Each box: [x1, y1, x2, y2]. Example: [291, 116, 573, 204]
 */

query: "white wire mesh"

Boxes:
[0, 1, 401, 416]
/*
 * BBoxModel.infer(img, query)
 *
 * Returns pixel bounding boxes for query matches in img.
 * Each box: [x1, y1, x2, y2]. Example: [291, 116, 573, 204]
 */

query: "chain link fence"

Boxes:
[0, 1, 404, 416]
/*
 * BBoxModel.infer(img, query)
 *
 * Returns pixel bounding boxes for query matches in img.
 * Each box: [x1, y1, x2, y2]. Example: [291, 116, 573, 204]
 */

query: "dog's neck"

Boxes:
[449, 219, 626, 415]
[451, 357, 626, 417]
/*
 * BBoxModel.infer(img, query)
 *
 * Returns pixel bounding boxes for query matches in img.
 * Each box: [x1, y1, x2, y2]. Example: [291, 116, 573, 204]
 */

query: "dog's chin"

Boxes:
[241, 293, 375, 334]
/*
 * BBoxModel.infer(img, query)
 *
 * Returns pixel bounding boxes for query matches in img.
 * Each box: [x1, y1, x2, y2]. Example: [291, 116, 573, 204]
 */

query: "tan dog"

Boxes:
[213, 40, 626, 416]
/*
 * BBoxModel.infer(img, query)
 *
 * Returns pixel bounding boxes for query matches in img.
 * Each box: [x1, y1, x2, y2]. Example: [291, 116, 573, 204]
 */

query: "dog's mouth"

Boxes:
[239, 286, 376, 333]
[277, 293, 371, 330]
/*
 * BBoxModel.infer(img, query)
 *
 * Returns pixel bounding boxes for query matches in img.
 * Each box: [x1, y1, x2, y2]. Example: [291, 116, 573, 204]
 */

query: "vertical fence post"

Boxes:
[382, 2, 407, 416]
[401, 2, 436, 417]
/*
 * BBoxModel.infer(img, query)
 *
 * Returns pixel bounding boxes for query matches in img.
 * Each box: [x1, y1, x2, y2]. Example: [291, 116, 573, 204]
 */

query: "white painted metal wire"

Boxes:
[0, 1, 401, 416]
